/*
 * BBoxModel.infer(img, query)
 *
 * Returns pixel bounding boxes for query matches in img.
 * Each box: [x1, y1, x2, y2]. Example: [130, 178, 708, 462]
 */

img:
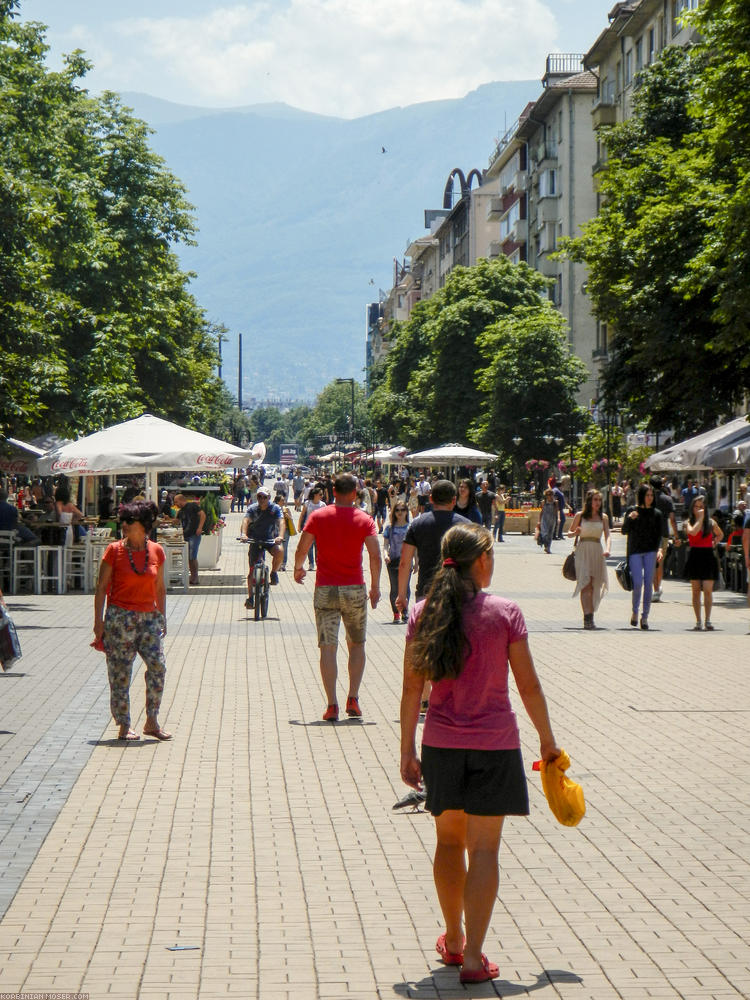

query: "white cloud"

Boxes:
[64, 0, 561, 116]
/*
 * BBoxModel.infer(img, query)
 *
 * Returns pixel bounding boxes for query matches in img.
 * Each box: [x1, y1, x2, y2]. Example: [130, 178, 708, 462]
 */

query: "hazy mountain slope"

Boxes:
[123, 80, 539, 400]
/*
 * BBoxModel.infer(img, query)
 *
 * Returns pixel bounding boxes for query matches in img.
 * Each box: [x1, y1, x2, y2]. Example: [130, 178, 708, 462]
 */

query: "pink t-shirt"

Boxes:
[303, 504, 377, 586]
[406, 592, 527, 750]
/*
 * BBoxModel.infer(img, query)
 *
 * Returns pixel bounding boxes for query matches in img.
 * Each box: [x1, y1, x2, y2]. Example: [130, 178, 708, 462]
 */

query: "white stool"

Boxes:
[13, 545, 38, 594]
[88, 538, 112, 591]
[66, 540, 90, 592]
[36, 545, 66, 594]
[162, 542, 189, 592]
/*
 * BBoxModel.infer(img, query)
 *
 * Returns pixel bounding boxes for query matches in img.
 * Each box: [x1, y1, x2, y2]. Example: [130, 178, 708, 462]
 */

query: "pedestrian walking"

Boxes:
[685, 495, 723, 631]
[400, 523, 559, 984]
[493, 486, 509, 542]
[174, 493, 205, 586]
[293, 473, 381, 721]
[455, 479, 482, 524]
[649, 475, 681, 602]
[384, 501, 410, 623]
[475, 481, 496, 531]
[537, 489, 558, 554]
[93, 501, 172, 742]
[621, 483, 663, 630]
[568, 489, 610, 630]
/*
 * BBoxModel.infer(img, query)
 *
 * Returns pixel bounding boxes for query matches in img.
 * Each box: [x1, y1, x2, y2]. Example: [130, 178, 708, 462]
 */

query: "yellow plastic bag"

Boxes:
[539, 749, 585, 827]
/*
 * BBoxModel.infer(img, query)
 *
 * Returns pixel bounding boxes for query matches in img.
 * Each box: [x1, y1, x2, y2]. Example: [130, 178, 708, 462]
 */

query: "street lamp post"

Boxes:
[336, 378, 356, 452]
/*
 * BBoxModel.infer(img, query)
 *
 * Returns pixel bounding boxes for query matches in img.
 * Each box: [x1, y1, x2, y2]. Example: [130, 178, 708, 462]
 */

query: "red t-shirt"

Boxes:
[102, 540, 165, 612]
[303, 505, 377, 586]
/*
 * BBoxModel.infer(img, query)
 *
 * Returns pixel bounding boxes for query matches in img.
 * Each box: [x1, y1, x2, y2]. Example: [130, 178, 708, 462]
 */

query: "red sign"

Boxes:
[0, 459, 32, 474]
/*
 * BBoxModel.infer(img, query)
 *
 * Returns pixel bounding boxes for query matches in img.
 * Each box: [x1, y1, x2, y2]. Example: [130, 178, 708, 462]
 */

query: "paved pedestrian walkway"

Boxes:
[0, 514, 749, 999]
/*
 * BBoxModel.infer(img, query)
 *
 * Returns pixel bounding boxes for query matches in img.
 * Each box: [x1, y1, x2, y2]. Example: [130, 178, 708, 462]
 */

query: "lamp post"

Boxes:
[336, 378, 356, 451]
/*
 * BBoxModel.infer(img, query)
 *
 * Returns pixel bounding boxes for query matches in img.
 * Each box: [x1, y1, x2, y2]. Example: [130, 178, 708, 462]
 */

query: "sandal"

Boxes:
[460, 954, 499, 983]
[142, 726, 173, 741]
[704, 621, 714, 631]
[436, 933, 464, 966]
[118, 728, 140, 741]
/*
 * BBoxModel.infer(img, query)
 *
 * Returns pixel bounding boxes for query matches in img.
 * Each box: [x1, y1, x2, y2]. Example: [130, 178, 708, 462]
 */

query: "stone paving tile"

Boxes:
[0, 516, 749, 998]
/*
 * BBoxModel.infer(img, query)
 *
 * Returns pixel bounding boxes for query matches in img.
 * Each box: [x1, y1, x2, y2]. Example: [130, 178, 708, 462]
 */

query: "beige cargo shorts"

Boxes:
[313, 584, 368, 646]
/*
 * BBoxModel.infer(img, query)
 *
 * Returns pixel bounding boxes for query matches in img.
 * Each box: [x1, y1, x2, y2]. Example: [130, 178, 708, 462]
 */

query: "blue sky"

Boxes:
[19, 0, 613, 117]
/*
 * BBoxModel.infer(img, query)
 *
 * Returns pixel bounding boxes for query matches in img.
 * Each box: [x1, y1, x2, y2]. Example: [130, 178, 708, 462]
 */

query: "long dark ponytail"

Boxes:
[410, 523, 493, 681]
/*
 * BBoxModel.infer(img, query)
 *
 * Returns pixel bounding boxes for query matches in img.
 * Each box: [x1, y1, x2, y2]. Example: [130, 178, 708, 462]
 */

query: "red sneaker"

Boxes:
[322, 704, 339, 722]
[346, 696, 362, 718]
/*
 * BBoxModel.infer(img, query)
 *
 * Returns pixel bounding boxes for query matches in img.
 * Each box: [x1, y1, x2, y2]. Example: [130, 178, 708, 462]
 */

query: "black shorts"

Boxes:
[421, 745, 529, 817]
[248, 540, 277, 565]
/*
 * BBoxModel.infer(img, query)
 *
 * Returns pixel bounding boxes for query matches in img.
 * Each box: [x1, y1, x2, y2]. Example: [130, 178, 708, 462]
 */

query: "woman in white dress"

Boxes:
[568, 489, 610, 630]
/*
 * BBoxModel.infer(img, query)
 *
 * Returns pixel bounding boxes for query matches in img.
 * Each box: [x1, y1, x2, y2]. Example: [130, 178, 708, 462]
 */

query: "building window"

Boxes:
[500, 200, 520, 239]
[558, 110, 563, 143]
[549, 275, 563, 307]
[635, 37, 643, 71]
[647, 28, 656, 63]
[539, 169, 557, 197]
[625, 49, 633, 86]
[616, 60, 622, 96]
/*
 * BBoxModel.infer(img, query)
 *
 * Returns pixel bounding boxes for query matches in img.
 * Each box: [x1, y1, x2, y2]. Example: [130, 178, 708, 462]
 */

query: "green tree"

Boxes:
[368, 257, 553, 447]
[564, 33, 750, 436]
[472, 303, 588, 461]
[0, 3, 224, 437]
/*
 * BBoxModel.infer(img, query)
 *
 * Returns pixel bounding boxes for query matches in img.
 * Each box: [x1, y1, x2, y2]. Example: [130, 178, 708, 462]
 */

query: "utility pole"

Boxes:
[217, 333, 228, 381]
[238, 333, 243, 410]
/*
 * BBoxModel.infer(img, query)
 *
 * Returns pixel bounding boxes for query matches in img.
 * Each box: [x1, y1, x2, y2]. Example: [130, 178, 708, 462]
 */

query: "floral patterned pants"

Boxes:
[104, 605, 166, 727]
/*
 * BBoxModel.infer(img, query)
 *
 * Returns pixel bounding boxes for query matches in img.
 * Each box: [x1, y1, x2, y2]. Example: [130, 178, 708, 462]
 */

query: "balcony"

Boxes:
[513, 170, 528, 192]
[511, 218, 528, 244]
[488, 240, 502, 259]
[486, 196, 504, 221]
[592, 99, 617, 129]
[537, 196, 560, 225]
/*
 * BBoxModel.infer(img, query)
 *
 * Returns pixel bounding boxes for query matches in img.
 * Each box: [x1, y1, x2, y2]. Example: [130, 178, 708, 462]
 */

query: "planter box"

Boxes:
[504, 515, 530, 534]
[197, 531, 222, 569]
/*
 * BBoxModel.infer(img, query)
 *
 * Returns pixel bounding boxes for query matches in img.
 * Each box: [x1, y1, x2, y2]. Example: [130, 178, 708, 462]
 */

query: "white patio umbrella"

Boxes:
[646, 417, 750, 472]
[36, 413, 256, 498]
[372, 446, 408, 462]
[406, 443, 498, 466]
[0, 433, 70, 476]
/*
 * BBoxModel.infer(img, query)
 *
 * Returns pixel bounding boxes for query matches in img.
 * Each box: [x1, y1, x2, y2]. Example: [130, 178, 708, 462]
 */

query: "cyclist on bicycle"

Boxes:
[241, 487, 284, 608]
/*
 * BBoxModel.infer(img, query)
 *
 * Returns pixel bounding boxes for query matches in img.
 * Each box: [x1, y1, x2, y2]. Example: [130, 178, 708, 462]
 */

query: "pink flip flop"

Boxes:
[459, 954, 499, 983]
[435, 933, 465, 966]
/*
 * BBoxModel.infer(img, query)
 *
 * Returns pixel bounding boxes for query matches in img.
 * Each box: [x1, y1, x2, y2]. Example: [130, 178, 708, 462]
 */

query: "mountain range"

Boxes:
[123, 80, 540, 403]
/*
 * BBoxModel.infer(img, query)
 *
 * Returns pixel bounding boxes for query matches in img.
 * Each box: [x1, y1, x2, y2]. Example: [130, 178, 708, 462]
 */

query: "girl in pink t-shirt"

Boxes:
[400, 523, 559, 984]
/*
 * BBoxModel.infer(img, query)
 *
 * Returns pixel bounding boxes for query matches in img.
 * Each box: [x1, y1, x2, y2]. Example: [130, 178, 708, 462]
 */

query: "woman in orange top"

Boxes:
[93, 501, 172, 741]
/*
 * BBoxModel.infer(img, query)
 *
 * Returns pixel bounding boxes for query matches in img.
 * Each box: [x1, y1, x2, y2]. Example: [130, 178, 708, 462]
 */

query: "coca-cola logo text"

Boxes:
[0, 460, 31, 474]
[196, 454, 234, 466]
[51, 458, 90, 471]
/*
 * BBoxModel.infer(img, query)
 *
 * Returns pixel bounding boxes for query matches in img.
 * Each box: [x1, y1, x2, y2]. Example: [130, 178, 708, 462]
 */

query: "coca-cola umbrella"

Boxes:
[0, 433, 70, 476]
[36, 413, 256, 499]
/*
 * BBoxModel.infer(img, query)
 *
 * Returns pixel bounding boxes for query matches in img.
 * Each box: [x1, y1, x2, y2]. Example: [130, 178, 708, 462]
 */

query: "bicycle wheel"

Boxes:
[254, 567, 263, 621]
[260, 567, 270, 618]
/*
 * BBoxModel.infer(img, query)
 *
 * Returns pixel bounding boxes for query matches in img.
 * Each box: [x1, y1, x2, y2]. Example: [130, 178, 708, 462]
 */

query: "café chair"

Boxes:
[13, 545, 39, 594]
[66, 538, 91, 592]
[37, 545, 66, 595]
[162, 540, 189, 592]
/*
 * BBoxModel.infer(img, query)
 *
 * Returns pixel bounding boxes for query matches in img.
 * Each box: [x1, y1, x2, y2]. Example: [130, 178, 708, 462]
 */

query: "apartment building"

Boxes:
[484, 56, 599, 402]
[366, 0, 702, 395]
[585, 0, 702, 362]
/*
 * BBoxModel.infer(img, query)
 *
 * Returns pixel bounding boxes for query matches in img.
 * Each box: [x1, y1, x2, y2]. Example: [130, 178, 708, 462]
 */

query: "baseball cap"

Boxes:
[256, 487, 271, 498]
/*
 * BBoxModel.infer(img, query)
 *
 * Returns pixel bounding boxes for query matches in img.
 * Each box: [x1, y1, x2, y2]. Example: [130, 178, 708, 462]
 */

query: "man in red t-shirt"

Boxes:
[293, 472, 381, 722]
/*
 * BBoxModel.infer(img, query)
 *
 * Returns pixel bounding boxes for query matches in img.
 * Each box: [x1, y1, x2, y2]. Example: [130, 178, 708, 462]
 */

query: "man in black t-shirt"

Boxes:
[475, 480, 496, 530]
[396, 480, 470, 605]
[174, 494, 206, 585]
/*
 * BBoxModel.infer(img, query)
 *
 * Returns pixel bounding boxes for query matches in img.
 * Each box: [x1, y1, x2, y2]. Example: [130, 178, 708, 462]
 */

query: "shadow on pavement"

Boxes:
[288, 718, 377, 727]
[393, 968, 583, 997]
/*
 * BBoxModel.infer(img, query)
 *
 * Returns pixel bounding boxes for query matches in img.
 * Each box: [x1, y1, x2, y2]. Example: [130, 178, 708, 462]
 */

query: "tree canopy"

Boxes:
[368, 257, 586, 453]
[0, 2, 225, 438]
[564, 5, 750, 436]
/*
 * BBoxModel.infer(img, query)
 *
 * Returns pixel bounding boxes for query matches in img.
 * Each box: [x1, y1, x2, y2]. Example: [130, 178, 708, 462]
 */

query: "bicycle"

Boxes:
[240, 538, 272, 620]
